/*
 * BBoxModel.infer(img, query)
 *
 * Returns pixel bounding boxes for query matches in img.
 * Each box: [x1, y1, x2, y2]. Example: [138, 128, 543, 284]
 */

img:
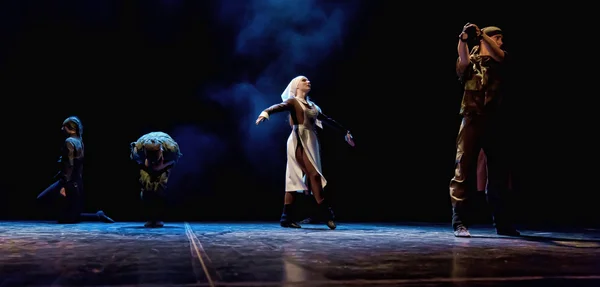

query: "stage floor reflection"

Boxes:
[1, 221, 599, 286]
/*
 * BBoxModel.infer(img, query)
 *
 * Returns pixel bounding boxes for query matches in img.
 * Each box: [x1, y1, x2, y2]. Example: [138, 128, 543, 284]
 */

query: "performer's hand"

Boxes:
[462, 23, 479, 32]
[462, 22, 472, 32]
[150, 160, 174, 171]
[59, 187, 66, 197]
[345, 132, 355, 147]
[462, 23, 481, 38]
[255, 116, 266, 125]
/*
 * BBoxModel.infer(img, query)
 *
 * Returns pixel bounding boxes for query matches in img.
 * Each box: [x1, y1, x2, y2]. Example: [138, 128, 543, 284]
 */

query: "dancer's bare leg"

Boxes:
[296, 145, 336, 229]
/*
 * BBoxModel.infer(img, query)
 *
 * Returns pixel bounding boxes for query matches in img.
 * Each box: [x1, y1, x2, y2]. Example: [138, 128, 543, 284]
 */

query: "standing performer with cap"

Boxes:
[449, 24, 520, 237]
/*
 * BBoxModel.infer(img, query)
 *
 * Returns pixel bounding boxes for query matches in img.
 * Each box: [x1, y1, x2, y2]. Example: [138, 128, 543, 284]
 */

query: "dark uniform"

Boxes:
[449, 27, 519, 236]
[37, 116, 114, 223]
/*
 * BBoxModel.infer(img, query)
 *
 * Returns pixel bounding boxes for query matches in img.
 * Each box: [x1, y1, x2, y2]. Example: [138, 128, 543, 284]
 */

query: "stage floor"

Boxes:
[0, 221, 599, 286]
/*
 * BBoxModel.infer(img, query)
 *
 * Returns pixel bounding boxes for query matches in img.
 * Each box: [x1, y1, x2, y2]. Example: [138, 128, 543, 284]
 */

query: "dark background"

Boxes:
[0, 1, 591, 227]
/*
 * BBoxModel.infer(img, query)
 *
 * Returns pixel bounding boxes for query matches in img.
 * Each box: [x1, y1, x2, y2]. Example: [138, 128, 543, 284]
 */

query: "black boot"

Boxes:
[143, 220, 164, 228]
[496, 227, 520, 236]
[486, 193, 520, 236]
[298, 193, 319, 224]
[318, 199, 336, 230]
[280, 204, 301, 228]
[141, 189, 166, 228]
[96, 210, 115, 223]
[79, 211, 115, 223]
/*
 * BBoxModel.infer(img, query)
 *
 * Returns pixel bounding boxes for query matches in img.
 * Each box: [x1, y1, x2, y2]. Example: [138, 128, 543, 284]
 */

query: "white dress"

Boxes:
[285, 98, 327, 192]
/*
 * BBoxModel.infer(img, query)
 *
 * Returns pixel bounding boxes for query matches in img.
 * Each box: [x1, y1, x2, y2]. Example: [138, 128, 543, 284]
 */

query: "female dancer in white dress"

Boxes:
[256, 75, 355, 229]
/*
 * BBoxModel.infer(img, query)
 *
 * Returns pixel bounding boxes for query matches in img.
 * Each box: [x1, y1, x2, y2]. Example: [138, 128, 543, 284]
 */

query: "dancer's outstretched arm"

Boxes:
[256, 98, 294, 125]
[317, 112, 355, 147]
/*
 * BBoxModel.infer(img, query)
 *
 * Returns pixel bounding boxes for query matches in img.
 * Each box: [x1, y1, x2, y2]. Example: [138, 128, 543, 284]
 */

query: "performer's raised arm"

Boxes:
[457, 23, 476, 77]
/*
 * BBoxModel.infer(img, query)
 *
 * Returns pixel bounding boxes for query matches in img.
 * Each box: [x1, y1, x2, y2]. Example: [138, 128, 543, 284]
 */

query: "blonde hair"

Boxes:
[132, 132, 181, 156]
[130, 131, 182, 192]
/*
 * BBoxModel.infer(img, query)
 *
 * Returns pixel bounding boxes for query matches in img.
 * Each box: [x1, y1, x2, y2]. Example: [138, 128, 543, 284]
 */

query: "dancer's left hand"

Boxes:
[146, 159, 174, 172]
[59, 187, 66, 197]
[345, 132, 355, 147]
[256, 116, 267, 125]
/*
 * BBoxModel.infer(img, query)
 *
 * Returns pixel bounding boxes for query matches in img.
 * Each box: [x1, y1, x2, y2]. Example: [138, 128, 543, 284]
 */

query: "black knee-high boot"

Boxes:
[486, 193, 520, 236]
[317, 198, 336, 230]
[299, 194, 319, 224]
[80, 211, 115, 223]
[280, 203, 301, 228]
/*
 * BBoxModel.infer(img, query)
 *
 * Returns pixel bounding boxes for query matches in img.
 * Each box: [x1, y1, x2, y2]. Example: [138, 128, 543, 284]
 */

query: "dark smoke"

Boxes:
[212, 0, 360, 166]
[167, 125, 226, 196]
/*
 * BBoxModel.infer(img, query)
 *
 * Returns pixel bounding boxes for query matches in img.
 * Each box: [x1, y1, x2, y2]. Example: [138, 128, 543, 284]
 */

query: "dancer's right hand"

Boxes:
[256, 116, 266, 125]
[461, 23, 481, 38]
[345, 132, 355, 147]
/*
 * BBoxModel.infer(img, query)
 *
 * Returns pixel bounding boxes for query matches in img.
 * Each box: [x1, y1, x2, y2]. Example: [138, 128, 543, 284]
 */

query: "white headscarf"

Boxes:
[280, 75, 323, 128]
[280, 75, 305, 102]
